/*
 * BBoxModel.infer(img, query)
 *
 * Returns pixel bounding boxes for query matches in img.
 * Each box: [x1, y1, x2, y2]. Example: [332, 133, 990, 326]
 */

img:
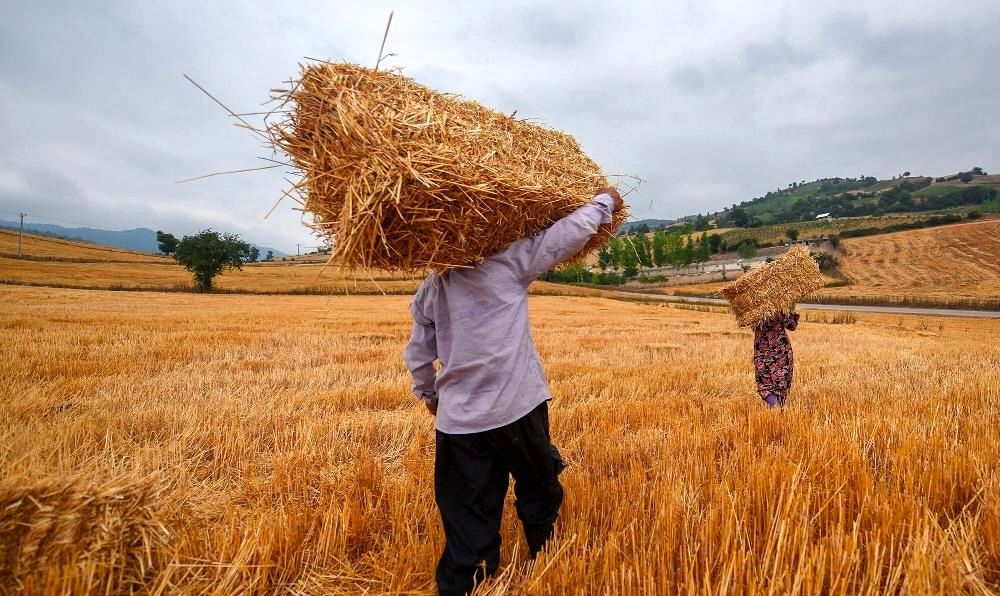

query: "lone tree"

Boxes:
[174, 230, 253, 292]
[156, 230, 179, 255]
[786, 228, 799, 242]
[248, 246, 260, 262]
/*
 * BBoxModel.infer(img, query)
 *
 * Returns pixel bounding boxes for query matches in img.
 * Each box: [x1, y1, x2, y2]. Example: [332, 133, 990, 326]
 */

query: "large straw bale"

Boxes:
[267, 62, 628, 272]
[0, 475, 171, 593]
[719, 246, 824, 328]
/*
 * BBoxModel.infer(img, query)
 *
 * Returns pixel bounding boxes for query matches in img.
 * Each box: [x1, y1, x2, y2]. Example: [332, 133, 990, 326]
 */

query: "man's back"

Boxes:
[409, 257, 548, 433]
[404, 193, 617, 433]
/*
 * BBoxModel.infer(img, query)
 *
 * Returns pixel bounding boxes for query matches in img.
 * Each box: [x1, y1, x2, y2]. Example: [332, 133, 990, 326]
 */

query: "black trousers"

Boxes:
[434, 401, 565, 596]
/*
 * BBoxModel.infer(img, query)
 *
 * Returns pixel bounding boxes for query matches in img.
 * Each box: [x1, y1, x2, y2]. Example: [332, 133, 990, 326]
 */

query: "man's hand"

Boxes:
[596, 186, 624, 213]
[423, 395, 438, 416]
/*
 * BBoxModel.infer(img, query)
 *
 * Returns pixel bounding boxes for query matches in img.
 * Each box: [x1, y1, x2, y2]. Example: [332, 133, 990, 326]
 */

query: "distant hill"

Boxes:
[702, 168, 998, 228]
[0, 221, 287, 258]
[620, 218, 675, 233]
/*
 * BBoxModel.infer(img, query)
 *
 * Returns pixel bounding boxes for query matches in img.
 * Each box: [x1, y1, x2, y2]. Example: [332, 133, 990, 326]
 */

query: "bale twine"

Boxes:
[0, 475, 171, 593]
[267, 62, 628, 273]
[719, 246, 824, 328]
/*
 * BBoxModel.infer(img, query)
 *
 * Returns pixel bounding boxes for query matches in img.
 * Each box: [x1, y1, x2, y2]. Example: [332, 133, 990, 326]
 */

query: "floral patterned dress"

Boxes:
[753, 312, 799, 405]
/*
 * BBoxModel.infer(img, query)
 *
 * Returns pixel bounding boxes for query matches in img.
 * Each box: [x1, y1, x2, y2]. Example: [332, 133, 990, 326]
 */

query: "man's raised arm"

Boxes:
[497, 188, 623, 285]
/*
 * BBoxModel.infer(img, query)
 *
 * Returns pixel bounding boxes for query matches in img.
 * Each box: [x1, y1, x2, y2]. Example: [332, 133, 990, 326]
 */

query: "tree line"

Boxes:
[597, 229, 710, 273]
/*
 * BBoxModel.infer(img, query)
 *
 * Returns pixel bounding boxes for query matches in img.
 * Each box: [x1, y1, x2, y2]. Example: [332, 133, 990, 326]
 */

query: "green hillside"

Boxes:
[707, 168, 996, 228]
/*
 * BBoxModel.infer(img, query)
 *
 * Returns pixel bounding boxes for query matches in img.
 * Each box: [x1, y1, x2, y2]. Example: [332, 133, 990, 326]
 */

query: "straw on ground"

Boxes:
[2, 285, 999, 593]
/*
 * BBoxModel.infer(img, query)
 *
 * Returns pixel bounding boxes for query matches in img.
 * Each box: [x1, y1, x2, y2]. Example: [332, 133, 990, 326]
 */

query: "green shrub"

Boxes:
[736, 240, 757, 259]
[813, 253, 839, 273]
[638, 275, 668, 284]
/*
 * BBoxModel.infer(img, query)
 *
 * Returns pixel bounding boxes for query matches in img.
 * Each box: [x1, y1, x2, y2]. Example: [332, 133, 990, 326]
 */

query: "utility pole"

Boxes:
[18, 212, 27, 258]
[296, 243, 300, 256]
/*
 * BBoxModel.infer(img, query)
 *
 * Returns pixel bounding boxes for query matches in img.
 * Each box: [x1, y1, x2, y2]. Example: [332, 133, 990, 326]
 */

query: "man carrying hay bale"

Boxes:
[266, 63, 629, 272]
[404, 188, 624, 596]
[719, 246, 824, 409]
[263, 61, 628, 592]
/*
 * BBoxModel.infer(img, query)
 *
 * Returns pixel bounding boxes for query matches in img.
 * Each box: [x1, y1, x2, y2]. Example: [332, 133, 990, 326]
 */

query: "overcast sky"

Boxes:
[2, 0, 998, 251]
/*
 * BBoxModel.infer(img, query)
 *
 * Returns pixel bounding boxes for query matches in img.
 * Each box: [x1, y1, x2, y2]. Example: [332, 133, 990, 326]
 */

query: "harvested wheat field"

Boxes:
[0, 237, 613, 298]
[0, 256, 602, 298]
[0, 230, 171, 263]
[0, 255, 423, 294]
[817, 218, 1000, 304]
[0, 231, 426, 294]
[2, 285, 999, 593]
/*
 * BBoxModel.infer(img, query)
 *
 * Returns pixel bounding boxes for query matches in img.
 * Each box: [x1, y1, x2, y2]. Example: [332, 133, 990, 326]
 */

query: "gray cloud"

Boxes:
[1, 0, 998, 249]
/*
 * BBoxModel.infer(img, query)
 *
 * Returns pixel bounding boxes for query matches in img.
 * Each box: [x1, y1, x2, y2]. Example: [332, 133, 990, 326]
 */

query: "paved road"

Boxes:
[608, 291, 1000, 319]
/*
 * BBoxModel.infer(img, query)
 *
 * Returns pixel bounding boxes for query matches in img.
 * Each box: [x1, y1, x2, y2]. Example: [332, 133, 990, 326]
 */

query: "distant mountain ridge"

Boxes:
[0, 221, 287, 257]
[620, 218, 675, 233]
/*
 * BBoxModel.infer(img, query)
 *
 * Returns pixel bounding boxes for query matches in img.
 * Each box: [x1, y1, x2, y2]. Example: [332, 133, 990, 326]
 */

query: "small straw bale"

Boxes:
[267, 62, 628, 272]
[719, 246, 824, 328]
[0, 475, 171, 593]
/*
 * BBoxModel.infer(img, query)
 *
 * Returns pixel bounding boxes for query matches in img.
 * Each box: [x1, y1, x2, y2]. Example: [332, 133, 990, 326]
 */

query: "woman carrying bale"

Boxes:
[753, 311, 799, 408]
[719, 246, 823, 409]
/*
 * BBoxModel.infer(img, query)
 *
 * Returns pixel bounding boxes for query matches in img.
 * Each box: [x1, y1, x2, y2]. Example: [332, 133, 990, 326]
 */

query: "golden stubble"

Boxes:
[1, 286, 999, 594]
[818, 218, 1000, 302]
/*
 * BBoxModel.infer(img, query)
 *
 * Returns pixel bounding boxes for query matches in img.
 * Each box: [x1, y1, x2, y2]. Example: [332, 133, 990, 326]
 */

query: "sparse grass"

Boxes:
[2, 286, 1000, 593]
[804, 311, 858, 325]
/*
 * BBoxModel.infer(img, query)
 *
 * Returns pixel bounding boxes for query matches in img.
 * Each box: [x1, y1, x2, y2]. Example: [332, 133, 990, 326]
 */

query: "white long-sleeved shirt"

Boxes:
[403, 194, 616, 434]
